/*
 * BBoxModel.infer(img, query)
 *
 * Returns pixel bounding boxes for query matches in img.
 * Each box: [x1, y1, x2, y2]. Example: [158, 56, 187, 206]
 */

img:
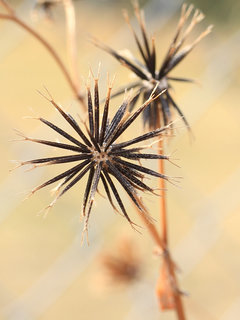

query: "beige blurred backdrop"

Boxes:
[0, 0, 240, 319]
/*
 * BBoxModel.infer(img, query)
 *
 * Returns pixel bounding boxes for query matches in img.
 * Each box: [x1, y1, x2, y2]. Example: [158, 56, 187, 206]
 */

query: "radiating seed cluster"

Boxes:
[93, 2, 212, 129]
[17, 76, 172, 237]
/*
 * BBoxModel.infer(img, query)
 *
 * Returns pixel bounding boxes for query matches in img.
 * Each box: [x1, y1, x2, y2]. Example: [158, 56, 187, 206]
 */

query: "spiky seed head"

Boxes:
[16, 75, 174, 241]
[92, 1, 212, 130]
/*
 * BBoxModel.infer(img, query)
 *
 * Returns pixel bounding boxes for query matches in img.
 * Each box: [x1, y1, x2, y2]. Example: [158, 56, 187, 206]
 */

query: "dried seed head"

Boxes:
[16, 76, 174, 241]
[92, 1, 212, 130]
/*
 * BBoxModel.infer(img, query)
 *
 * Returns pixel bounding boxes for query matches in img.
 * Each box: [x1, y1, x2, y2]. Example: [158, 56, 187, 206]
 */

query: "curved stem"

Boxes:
[0, 0, 13, 14]
[135, 207, 165, 250]
[0, 2, 86, 109]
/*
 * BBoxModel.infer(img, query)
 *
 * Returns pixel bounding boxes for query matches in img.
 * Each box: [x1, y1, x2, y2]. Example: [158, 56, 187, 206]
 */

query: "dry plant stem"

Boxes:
[0, 0, 86, 109]
[165, 250, 186, 320]
[62, 0, 80, 88]
[158, 138, 168, 245]
[135, 205, 186, 319]
[157, 132, 186, 320]
[135, 207, 165, 250]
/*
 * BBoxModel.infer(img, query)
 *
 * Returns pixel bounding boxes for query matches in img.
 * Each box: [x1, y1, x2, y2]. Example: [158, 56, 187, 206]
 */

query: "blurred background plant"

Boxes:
[99, 236, 142, 285]
[0, 0, 240, 320]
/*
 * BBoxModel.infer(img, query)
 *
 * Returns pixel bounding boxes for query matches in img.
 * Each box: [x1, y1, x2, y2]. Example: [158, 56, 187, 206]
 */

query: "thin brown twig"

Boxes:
[165, 251, 186, 320]
[156, 123, 186, 320]
[134, 206, 165, 250]
[0, 0, 86, 109]
[0, 0, 13, 14]
[158, 138, 168, 245]
[134, 201, 186, 320]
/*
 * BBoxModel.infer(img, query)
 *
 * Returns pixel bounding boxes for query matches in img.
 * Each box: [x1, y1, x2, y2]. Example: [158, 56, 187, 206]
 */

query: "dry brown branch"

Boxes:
[158, 138, 168, 245]
[0, 0, 86, 109]
[155, 124, 186, 319]
[134, 201, 186, 320]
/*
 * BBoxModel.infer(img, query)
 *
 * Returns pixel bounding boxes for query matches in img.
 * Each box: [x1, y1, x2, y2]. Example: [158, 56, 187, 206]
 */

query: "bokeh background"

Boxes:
[0, 0, 240, 319]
